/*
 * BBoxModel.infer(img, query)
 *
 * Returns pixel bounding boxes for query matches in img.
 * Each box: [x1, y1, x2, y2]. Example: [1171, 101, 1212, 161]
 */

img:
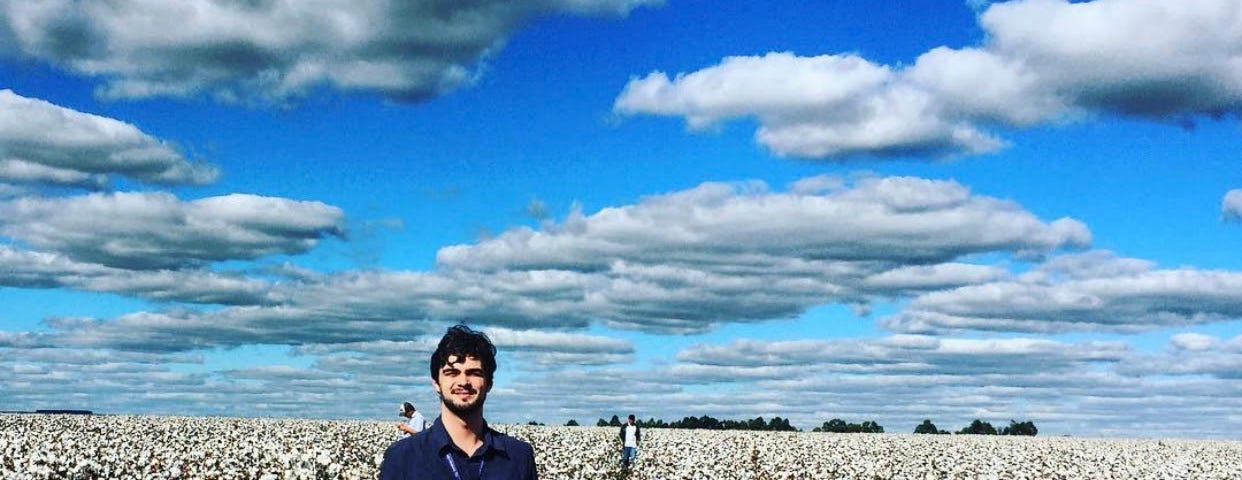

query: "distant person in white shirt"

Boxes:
[619, 414, 641, 468]
[397, 402, 425, 437]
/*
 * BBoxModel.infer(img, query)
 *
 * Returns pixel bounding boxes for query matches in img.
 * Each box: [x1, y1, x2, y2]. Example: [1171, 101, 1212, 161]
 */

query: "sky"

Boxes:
[0, 0, 1240, 439]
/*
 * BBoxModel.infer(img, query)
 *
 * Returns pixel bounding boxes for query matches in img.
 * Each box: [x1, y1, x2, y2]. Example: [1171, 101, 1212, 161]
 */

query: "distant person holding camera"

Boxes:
[398, 402, 426, 438]
[380, 324, 538, 479]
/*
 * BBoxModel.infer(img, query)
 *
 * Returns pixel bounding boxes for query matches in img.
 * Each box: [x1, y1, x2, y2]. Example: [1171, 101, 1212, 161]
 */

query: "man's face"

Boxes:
[433, 354, 489, 416]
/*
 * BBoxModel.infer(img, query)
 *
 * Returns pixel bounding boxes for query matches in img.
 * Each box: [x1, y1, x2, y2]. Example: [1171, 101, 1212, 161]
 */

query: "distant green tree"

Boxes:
[609, 415, 622, 427]
[660, 415, 797, 431]
[824, 418, 848, 432]
[1000, 420, 1038, 436]
[667, 415, 731, 430]
[526, 420, 544, 426]
[596, 418, 609, 427]
[817, 418, 883, 433]
[914, 420, 947, 434]
[638, 418, 666, 428]
[768, 416, 796, 432]
[958, 419, 998, 435]
[565, 419, 579, 427]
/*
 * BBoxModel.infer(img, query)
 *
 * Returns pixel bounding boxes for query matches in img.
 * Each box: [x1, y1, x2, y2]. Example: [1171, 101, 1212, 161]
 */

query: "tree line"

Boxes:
[561, 415, 1037, 436]
[587, 414, 798, 431]
[811, 419, 884, 433]
[915, 419, 1038, 436]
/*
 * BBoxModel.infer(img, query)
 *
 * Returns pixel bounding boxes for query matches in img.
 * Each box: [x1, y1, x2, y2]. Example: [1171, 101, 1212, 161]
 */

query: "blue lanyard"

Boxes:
[444, 451, 484, 480]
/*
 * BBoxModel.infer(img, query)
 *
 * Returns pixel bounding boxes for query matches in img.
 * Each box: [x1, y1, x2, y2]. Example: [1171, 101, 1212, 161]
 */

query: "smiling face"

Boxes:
[433, 353, 490, 417]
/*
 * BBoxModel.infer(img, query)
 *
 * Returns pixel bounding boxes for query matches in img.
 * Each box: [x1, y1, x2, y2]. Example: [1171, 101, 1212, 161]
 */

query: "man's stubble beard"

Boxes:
[439, 388, 487, 417]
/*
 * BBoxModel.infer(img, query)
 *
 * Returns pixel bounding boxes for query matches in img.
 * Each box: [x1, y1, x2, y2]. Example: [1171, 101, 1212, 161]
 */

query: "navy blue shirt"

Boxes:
[379, 418, 538, 480]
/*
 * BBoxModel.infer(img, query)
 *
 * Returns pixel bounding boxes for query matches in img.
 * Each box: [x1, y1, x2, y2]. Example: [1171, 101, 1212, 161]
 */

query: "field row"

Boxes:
[2, 414, 1238, 479]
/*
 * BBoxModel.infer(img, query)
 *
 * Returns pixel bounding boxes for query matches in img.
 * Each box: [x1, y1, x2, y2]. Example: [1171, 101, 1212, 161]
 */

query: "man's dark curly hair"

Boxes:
[429, 324, 497, 387]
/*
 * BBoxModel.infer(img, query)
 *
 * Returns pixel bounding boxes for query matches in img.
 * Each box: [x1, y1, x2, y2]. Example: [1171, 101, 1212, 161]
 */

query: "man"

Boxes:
[398, 402, 426, 438]
[380, 325, 538, 480]
[619, 414, 640, 468]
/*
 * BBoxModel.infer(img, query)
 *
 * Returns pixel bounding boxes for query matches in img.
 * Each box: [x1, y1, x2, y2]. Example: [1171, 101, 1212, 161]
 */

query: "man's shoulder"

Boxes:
[387, 428, 439, 456]
[490, 429, 535, 456]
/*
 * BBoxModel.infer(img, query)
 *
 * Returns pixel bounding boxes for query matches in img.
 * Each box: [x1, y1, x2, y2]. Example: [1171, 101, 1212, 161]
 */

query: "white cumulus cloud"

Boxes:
[883, 253, 1242, 334]
[0, 89, 218, 187]
[0, 192, 345, 269]
[1223, 189, 1242, 221]
[0, 0, 660, 103]
[615, 0, 1242, 159]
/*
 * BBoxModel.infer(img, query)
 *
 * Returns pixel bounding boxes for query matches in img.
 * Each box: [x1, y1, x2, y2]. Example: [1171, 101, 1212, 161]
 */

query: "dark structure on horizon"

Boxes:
[1, 409, 93, 415]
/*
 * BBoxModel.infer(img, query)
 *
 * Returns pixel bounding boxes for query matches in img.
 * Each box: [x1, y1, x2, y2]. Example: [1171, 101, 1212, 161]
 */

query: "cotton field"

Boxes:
[507, 425, 1240, 480]
[2, 414, 1239, 479]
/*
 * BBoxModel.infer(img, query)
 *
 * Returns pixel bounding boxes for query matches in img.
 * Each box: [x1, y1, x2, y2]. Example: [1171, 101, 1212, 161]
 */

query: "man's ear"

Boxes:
[431, 377, 441, 394]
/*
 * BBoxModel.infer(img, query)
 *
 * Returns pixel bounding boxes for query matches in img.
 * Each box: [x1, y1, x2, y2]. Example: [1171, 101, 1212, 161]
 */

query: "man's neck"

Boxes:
[441, 407, 486, 456]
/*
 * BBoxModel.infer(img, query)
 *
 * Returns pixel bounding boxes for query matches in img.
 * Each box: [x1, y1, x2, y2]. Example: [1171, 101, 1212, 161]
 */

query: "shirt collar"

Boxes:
[429, 417, 509, 458]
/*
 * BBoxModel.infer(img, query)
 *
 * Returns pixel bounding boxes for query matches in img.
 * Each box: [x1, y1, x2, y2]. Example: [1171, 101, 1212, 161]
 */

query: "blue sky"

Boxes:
[1, 0, 1240, 438]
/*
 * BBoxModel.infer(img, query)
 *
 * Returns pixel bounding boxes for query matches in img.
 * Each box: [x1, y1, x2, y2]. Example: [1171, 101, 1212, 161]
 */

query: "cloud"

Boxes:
[1118, 333, 1242, 379]
[0, 347, 260, 417]
[485, 326, 635, 365]
[21, 305, 438, 353]
[0, 90, 218, 187]
[1170, 332, 1221, 352]
[295, 328, 634, 375]
[976, 0, 1242, 117]
[4, 318, 1240, 436]
[490, 334, 1240, 437]
[525, 197, 549, 221]
[432, 176, 1086, 332]
[0, 192, 345, 269]
[439, 176, 1088, 271]
[861, 263, 1009, 295]
[0, 245, 275, 304]
[882, 251, 1242, 334]
[0, 347, 202, 366]
[0, 344, 217, 415]
[614, 0, 1242, 159]
[673, 335, 1127, 379]
[1023, 249, 1155, 281]
[0, 0, 660, 103]
[1224, 189, 1242, 221]
[614, 52, 1008, 158]
[0, 175, 1089, 355]
[0, 325, 638, 419]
